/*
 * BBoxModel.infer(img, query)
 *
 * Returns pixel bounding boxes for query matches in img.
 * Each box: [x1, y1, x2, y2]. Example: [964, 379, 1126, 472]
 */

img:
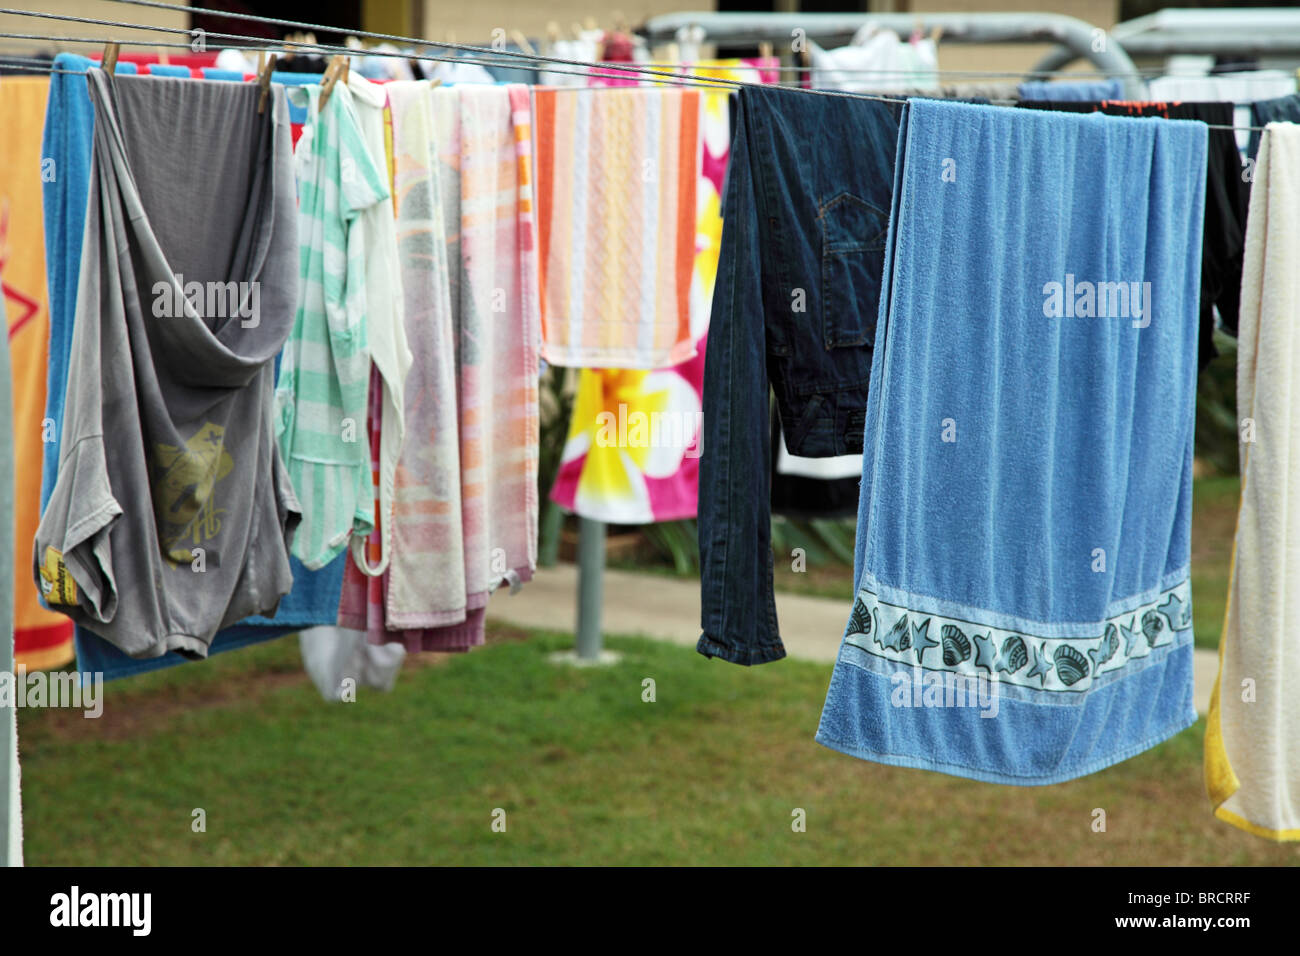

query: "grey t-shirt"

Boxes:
[35, 69, 301, 658]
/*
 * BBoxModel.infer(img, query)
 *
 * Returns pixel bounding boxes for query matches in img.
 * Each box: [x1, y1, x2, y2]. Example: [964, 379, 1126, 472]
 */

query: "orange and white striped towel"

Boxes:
[535, 87, 700, 370]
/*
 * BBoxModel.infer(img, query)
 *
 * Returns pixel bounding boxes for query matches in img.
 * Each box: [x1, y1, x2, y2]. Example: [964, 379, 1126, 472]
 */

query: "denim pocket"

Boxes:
[819, 192, 888, 350]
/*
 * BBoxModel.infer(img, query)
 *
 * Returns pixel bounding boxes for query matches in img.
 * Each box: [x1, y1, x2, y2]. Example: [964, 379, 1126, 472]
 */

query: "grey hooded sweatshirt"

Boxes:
[35, 69, 301, 658]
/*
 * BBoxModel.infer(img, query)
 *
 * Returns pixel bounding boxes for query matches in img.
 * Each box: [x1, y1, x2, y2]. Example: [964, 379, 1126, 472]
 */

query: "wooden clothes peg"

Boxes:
[318, 55, 345, 110]
[102, 42, 120, 74]
[257, 53, 277, 114]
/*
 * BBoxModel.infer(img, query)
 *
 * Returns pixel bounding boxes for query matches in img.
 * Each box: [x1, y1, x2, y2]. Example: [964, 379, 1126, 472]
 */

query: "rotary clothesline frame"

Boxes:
[0, 3, 1270, 664]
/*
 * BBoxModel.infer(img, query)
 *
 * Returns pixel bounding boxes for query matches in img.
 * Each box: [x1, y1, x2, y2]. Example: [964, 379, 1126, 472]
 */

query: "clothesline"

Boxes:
[0, 5, 1284, 131]
[0, 2, 1234, 104]
[0, 36, 736, 94]
[1, 5, 898, 101]
[0, 45, 1274, 133]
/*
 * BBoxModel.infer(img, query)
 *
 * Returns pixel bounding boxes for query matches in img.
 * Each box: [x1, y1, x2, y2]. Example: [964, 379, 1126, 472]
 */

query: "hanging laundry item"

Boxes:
[299, 626, 406, 701]
[0, 292, 20, 867]
[343, 73, 412, 579]
[307, 375, 405, 696]
[0, 74, 74, 670]
[337, 369, 391, 638]
[546, 31, 605, 88]
[382, 80, 466, 633]
[808, 26, 939, 92]
[394, 83, 539, 651]
[698, 86, 903, 665]
[277, 81, 391, 570]
[548, 62, 757, 525]
[549, 347, 705, 523]
[35, 70, 302, 658]
[1205, 123, 1300, 841]
[416, 57, 495, 86]
[480, 43, 539, 86]
[1016, 79, 1124, 101]
[40, 56, 346, 680]
[1247, 92, 1300, 159]
[350, 82, 538, 654]
[589, 30, 641, 88]
[1148, 70, 1296, 151]
[816, 100, 1205, 784]
[770, 414, 862, 519]
[1020, 100, 1250, 355]
[535, 88, 700, 369]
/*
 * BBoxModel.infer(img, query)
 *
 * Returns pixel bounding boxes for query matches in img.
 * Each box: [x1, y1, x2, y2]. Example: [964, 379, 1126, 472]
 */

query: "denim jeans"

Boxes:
[697, 86, 905, 665]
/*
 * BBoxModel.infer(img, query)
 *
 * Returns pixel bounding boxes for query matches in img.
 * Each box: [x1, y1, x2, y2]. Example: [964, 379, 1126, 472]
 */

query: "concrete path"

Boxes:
[488, 564, 1219, 715]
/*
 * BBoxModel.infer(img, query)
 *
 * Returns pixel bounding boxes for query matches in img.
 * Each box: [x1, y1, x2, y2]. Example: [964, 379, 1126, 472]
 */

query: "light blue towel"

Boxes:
[817, 99, 1207, 785]
[145, 63, 191, 77]
[1018, 79, 1124, 102]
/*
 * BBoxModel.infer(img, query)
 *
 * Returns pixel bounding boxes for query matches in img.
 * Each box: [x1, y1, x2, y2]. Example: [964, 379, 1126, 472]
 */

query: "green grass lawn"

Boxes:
[17, 622, 1298, 866]
[1188, 475, 1239, 652]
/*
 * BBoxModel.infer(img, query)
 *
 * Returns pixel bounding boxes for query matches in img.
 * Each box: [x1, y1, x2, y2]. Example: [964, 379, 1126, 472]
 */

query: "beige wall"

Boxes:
[0, 0, 188, 59]
[412, 0, 707, 42]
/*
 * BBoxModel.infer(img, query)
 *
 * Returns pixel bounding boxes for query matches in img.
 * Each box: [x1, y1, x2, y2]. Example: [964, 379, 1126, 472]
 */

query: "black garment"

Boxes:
[1020, 100, 1250, 362]
[1249, 93, 1300, 160]
[276, 55, 328, 74]
[770, 411, 859, 519]
[0, 53, 51, 75]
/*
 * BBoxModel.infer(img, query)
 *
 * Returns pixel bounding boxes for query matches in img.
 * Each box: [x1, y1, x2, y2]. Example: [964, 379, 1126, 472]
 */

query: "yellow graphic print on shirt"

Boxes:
[152, 422, 234, 565]
[38, 545, 78, 606]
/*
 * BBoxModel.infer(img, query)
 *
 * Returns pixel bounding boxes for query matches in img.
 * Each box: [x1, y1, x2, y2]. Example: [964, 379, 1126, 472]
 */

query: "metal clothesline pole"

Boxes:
[1034, 8, 1300, 74]
[575, 518, 605, 662]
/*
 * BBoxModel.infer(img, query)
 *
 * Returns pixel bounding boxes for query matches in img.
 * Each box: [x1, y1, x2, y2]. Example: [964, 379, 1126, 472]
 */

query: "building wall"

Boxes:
[0, 0, 189, 59]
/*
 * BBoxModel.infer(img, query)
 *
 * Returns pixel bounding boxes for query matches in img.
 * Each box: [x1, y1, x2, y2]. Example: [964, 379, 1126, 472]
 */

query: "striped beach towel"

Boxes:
[433, 83, 540, 636]
[535, 88, 700, 370]
[382, 80, 467, 630]
[346, 82, 539, 653]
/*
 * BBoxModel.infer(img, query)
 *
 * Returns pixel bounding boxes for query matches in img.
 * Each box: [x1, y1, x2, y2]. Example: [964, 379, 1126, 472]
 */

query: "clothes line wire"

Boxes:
[105, 0, 1288, 88]
[0, 46, 1271, 134]
[0, 2, 1259, 96]
[0, 7, 908, 104]
[0, 41, 758, 96]
[0, 8, 1276, 130]
[0, 27, 752, 94]
[0, 7, 897, 103]
[95, 0, 1180, 101]
[0, 4, 885, 95]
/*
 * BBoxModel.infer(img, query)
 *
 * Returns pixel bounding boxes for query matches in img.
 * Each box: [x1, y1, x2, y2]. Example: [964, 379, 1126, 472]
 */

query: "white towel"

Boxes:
[0, 293, 19, 866]
[1206, 121, 1300, 841]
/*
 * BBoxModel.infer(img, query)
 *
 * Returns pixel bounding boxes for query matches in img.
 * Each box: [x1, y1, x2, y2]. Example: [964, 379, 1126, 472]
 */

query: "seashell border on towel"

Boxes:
[840, 580, 1193, 694]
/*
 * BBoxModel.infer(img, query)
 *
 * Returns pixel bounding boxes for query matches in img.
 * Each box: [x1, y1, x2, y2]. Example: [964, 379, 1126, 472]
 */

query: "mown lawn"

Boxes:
[16, 621, 1297, 866]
